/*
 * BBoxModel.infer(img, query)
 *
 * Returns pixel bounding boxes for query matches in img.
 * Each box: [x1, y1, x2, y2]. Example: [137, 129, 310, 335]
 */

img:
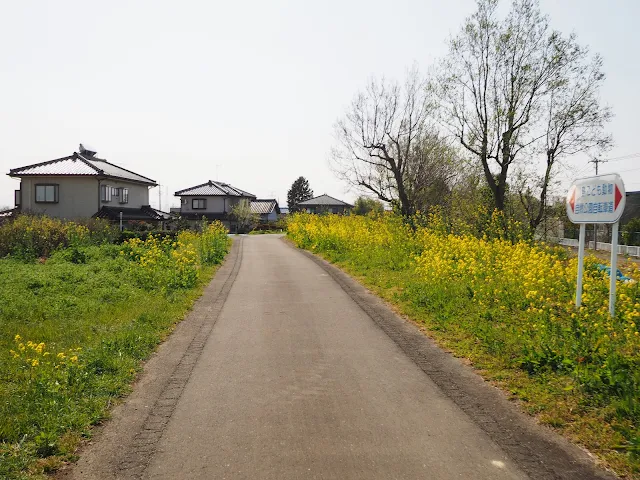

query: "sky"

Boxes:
[1, 0, 639, 211]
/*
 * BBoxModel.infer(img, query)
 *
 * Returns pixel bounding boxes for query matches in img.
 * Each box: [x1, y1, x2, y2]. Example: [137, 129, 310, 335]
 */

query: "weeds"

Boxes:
[0, 221, 230, 478]
[0, 215, 118, 260]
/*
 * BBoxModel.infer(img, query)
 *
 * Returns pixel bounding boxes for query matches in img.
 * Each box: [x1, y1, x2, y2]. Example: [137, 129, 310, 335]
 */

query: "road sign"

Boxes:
[566, 173, 626, 317]
[566, 173, 626, 224]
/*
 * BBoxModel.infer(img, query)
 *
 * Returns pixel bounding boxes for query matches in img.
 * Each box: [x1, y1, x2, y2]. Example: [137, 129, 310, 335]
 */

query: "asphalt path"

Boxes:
[62, 235, 614, 480]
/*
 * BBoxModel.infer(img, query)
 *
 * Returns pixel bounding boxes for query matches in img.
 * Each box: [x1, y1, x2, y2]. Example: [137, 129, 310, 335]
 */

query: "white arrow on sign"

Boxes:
[566, 173, 626, 224]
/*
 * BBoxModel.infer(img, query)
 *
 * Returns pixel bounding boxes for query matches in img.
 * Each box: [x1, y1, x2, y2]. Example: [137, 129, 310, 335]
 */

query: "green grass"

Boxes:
[315, 249, 639, 477]
[287, 211, 640, 479]
[0, 243, 227, 479]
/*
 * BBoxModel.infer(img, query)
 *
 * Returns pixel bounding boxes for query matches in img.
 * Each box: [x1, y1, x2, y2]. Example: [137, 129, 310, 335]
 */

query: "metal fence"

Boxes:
[563, 225, 640, 246]
[559, 238, 640, 257]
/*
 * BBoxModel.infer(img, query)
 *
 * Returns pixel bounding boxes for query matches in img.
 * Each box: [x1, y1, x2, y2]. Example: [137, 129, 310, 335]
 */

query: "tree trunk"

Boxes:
[529, 152, 554, 231]
[394, 169, 412, 217]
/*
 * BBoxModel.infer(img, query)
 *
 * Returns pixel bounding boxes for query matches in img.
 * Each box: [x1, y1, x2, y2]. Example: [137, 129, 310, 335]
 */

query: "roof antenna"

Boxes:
[79, 144, 97, 158]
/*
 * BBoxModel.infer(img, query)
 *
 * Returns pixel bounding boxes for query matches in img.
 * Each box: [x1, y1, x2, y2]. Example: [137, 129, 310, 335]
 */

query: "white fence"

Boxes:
[559, 238, 640, 257]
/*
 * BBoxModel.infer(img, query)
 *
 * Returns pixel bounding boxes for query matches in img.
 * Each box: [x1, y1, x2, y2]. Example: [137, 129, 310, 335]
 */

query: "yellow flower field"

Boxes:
[288, 211, 640, 476]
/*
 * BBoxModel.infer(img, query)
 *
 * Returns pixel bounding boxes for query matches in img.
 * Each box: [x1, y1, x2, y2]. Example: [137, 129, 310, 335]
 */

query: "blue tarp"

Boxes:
[596, 264, 632, 282]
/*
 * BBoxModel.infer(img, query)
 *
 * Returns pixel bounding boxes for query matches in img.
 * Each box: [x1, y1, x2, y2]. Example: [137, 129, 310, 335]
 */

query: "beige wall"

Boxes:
[18, 176, 151, 219]
[20, 176, 99, 219]
[179, 196, 246, 214]
[98, 179, 150, 209]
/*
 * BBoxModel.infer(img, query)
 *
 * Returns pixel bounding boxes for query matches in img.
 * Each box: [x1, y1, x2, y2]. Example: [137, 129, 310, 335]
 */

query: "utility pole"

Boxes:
[158, 185, 162, 212]
[588, 157, 608, 250]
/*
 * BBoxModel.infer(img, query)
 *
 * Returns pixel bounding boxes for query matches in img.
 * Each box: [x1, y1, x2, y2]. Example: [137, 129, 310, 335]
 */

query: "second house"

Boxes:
[175, 180, 279, 233]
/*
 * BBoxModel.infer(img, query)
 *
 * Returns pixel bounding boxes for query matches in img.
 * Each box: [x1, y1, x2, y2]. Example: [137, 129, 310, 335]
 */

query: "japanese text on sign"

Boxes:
[566, 173, 625, 224]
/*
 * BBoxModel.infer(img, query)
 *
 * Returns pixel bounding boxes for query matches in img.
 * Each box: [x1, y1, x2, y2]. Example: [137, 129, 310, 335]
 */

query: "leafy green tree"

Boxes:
[230, 199, 259, 233]
[353, 197, 384, 215]
[287, 177, 313, 212]
[438, 0, 611, 218]
[622, 218, 640, 246]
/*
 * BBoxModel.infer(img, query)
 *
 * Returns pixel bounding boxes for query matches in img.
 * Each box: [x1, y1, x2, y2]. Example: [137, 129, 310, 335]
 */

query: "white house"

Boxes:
[174, 180, 256, 232]
[174, 180, 282, 232]
[8, 145, 168, 223]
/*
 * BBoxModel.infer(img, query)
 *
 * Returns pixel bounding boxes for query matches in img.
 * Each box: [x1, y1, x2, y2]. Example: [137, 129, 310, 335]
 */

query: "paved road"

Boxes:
[63, 236, 613, 480]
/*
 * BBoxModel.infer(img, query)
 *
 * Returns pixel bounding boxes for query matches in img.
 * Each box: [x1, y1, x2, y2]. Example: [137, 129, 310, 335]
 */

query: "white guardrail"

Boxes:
[559, 238, 640, 257]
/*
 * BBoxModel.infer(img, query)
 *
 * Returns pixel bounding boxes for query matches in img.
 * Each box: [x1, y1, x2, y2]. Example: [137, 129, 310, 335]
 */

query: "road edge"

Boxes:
[285, 238, 617, 480]
[56, 237, 244, 480]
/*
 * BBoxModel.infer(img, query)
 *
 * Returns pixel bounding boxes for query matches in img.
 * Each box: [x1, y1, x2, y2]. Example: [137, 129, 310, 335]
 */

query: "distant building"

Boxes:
[295, 194, 352, 214]
[250, 199, 280, 223]
[8, 144, 169, 224]
[174, 180, 256, 232]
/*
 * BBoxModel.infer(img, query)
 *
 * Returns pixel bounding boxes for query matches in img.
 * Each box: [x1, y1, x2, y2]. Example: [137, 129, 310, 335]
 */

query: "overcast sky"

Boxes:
[1, 0, 639, 210]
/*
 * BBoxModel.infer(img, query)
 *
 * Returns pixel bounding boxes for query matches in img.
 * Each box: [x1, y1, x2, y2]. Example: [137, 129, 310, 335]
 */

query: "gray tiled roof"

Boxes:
[250, 199, 280, 215]
[94, 206, 172, 221]
[0, 208, 16, 218]
[296, 194, 352, 207]
[9, 153, 156, 185]
[175, 180, 255, 198]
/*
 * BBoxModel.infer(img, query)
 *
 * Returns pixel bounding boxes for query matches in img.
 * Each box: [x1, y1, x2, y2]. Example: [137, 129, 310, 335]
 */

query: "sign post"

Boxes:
[575, 223, 586, 307]
[566, 173, 626, 316]
[609, 222, 619, 317]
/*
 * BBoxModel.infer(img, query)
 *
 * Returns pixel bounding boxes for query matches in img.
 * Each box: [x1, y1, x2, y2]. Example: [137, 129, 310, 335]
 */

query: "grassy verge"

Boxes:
[288, 213, 640, 479]
[0, 223, 230, 479]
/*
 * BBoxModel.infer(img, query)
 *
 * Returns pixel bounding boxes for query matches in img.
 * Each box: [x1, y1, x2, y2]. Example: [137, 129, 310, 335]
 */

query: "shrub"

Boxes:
[0, 215, 119, 261]
[118, 230, 177, 244]
[622, 218, 640, 246]
[120, 221, 230, 290]
[0, 215, 88, 260]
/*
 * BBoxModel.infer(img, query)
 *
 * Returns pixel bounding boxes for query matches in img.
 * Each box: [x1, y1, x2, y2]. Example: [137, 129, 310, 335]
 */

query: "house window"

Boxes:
[192, 198, 206, 209]
[35, 184, 59, 203]
[101, 185, 112, 202]
[15, 190, 21, 207]
[119, 188, 129, 204]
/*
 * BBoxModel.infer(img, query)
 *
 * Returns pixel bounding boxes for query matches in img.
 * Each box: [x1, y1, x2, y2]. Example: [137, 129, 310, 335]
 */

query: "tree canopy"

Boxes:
[287, 177, 314, 212]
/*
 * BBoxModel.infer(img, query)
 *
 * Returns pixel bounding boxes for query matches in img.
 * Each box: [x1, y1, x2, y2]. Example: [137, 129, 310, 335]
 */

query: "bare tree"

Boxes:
[331, 69, 436, 216]
[437, 0, 600, 214]
[519, 52, 612, 231]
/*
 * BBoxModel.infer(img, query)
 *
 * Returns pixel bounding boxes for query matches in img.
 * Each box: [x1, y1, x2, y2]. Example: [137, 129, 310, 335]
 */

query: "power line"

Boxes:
[572, 164, 594, 177]
[605, 165, 640, 174]
[602, 152, 640, 162]
[589, 157, 607, 175]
